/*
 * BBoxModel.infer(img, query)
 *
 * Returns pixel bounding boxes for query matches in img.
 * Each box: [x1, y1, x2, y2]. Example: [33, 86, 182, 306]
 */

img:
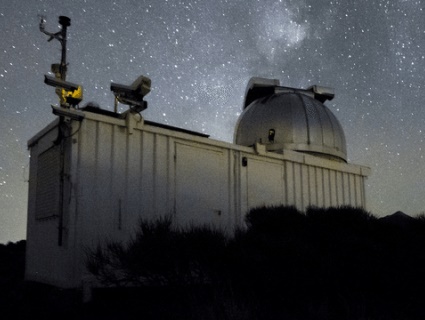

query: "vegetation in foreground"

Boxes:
[2, 206, 425, 319]
[85, 206, 425, 320]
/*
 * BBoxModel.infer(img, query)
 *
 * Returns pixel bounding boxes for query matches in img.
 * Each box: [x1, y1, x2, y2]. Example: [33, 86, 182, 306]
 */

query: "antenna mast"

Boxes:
[39, 15, 82, 108]
[39, 15, 71, 81]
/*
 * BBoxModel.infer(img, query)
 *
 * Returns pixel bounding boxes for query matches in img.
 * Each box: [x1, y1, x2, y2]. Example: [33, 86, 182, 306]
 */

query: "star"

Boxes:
[1, 0, 425, 243]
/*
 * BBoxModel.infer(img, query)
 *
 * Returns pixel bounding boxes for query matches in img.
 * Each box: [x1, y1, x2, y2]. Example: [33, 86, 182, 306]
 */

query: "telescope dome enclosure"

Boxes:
[234, 82, 347, 162]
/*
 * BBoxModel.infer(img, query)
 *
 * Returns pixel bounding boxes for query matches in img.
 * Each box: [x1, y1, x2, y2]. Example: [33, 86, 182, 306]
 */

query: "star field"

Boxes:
[1, 0, 425, 243]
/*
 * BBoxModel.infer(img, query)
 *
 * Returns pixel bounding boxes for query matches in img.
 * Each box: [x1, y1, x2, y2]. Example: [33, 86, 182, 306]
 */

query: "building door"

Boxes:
[175, 142, 226, 227]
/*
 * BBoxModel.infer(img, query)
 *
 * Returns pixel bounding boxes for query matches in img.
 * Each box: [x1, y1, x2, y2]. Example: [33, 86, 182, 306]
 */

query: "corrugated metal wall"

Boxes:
[238, 154, 366, 214]
[72, 112, 369, 244]
[26, 122, 76, 287]
[27, 111, 370, 288]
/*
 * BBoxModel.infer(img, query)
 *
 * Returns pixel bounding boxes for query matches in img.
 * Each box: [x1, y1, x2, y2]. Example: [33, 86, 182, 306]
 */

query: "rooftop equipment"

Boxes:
[110, 75, 152, 113]
[39, 15, 83, 108]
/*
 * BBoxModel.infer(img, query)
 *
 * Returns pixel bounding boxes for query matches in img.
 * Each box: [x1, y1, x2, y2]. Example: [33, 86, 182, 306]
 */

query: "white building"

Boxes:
[25, 77, 370, 288]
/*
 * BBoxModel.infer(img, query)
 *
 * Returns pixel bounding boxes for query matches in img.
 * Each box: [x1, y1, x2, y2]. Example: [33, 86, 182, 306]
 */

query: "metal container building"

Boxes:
[25, 78, 370, 288]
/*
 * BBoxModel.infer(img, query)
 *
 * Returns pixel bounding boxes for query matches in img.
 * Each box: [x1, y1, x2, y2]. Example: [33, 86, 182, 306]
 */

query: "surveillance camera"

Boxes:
[110, 75, 151, 98]
[110, 82, 134, 95]
[129, 75, 151, 97]
[51, 105, 85, 121]
[44, 75, 80, 91]
[110, 75, 151, 112]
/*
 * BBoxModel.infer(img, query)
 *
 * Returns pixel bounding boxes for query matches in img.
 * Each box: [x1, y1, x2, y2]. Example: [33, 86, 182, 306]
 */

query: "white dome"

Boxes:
[234, 78, 347, 162]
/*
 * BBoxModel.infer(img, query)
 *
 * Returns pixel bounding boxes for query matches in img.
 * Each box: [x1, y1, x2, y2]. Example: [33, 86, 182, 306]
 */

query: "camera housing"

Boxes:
[51, 105, 85, 121]
[44, 75, 80, 91]
[111, 75, 151, 113]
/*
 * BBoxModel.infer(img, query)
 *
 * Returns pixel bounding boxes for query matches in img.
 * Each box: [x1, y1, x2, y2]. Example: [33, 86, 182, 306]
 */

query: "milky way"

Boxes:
[1, 0, 424, 243]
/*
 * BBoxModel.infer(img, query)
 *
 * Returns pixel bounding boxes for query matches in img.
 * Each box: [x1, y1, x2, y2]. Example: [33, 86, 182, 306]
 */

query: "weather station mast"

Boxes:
[39, 15, 84, 116]
[38, 15, 85, 246]
[39, 15, 70, 82]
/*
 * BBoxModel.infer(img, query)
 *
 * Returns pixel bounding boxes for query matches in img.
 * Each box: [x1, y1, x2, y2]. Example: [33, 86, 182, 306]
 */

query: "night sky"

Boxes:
[1, 0, 424, 243]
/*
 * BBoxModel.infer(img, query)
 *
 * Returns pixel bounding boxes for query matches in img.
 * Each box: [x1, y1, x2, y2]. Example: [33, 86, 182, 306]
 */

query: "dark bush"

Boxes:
[86, 217, 228, 287]
[4, 207, 425, 319]
[83, 206, 425, 319]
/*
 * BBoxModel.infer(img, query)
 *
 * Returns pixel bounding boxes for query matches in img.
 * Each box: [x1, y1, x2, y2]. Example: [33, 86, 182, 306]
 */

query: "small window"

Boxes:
[268, 128, 275, 142]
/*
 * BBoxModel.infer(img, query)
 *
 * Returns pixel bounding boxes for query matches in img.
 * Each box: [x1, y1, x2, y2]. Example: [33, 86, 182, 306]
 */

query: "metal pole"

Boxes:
[58, 16, 70, 81]
[39, 15, 71, 81]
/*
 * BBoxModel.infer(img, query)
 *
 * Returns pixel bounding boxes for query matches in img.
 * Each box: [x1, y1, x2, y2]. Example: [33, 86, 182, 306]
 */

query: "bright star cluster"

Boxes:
[1, 0, 425, 242]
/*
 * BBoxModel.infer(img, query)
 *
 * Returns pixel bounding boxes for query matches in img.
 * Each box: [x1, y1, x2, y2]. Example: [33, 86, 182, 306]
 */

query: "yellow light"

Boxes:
[60, 85, 83, 106]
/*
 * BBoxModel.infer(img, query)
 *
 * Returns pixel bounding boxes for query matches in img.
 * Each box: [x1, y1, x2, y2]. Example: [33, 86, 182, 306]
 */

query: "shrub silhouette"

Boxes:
[85, 206, 425, 320]
[86, 217, 228, 287]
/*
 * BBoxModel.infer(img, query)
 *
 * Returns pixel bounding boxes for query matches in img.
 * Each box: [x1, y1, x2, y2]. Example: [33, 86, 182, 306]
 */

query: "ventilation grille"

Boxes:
[35, 146, 60, 219]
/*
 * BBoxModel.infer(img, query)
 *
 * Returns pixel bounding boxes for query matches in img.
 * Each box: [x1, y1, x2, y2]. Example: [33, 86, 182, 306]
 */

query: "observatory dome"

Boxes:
[234, 78, 347, 162]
